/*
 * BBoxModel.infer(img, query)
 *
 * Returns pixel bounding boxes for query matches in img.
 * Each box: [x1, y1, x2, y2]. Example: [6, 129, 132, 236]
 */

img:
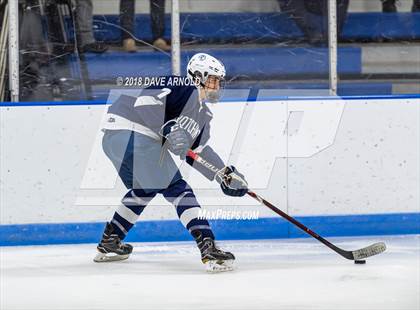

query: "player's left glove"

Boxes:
[160, 120, 191, 159]
[215, 166, 248, 197]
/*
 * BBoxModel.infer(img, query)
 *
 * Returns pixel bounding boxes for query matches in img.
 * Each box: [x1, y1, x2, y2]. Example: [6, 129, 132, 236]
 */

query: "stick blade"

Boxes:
[352, 242, 386, 260]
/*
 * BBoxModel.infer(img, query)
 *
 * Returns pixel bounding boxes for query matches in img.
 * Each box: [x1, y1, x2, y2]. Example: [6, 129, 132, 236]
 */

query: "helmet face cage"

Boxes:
[204, 75, 225, 103]
[190, 70, 226, 103]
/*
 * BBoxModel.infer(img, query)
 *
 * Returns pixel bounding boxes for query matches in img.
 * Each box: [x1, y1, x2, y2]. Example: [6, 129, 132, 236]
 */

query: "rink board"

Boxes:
[0, 95, 419, 245]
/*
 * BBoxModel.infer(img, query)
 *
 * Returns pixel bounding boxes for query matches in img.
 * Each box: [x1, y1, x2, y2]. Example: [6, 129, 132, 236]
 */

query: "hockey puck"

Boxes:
[354, 260, 366, 264]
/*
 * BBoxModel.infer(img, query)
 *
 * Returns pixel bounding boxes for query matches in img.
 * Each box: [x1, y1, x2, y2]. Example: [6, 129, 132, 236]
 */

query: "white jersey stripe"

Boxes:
[179, 207, 201, 227]
[102, 113, 160, 141]
[116, 204, 140, 224]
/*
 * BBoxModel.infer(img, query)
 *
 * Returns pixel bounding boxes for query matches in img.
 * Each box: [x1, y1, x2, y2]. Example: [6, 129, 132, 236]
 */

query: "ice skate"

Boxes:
[93, 223, 133, 262]
[194, 232, 235, 273]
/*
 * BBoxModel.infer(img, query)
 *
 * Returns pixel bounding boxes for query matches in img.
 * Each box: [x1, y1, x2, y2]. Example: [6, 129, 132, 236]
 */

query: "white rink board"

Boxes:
[0, 97, 418, 225]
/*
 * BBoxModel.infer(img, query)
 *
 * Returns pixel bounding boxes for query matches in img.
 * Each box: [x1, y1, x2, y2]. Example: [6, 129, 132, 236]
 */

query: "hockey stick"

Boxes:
[187, 149, 386, 262]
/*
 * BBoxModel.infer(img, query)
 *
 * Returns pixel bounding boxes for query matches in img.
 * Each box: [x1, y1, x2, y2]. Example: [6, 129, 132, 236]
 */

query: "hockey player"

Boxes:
[94, 53, 248, 272]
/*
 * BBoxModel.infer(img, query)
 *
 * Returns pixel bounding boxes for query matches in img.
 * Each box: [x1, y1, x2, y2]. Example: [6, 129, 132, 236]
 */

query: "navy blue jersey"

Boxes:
[103, 76, 225, 180]
[106, 77, 212, 150]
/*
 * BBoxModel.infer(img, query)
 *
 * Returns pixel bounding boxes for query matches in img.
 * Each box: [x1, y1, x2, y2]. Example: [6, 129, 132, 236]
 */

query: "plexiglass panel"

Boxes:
[337, 0, 420, 96]
[9, 0, 338, 102]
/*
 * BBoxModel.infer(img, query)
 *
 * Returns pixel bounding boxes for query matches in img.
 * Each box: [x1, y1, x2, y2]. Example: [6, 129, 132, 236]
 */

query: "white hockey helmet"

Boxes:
[187, 53, 226, 102]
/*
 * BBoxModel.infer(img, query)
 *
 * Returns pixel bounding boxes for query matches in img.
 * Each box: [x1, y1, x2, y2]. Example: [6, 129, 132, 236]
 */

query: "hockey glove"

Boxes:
[161, 120, 191, 159]
[215, 166, 248, 197]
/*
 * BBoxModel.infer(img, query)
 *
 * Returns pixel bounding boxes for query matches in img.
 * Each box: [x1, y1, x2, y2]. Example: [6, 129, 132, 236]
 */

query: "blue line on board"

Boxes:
[1, 94, 419, 107]
[0, 212, 418, 246]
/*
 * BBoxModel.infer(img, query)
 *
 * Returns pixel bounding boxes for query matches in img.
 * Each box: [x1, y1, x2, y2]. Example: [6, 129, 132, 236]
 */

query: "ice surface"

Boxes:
[1, 235, 419, 310]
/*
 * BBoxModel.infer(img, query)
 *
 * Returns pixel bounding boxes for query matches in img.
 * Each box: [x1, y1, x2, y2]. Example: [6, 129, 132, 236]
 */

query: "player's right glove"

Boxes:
[160, 120, 191, 159]
[215, 166, 248, 197]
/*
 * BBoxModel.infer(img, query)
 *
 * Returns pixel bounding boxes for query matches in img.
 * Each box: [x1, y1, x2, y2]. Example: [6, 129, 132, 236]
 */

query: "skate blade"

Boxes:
[204, 259, 235, 273]
[93, 251, 130, 263]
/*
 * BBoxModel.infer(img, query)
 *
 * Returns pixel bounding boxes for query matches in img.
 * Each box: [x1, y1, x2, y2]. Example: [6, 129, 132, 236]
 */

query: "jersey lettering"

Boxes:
[176, 115, 201, 140]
